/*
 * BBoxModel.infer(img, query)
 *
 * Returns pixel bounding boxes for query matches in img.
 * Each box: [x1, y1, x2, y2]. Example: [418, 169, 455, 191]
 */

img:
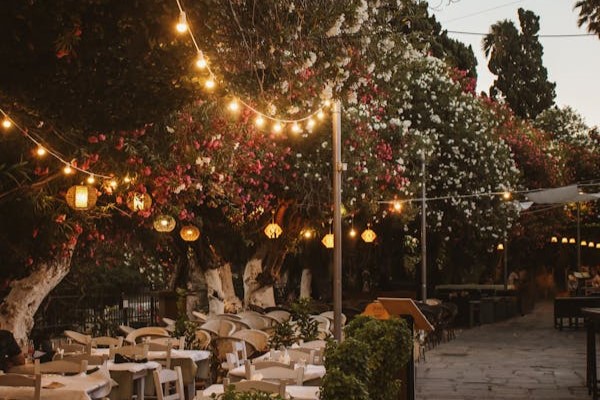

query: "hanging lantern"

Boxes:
[180, 225, 200, 241]
[589, 242, 595, 248]
[65, 185, 97, 210]
[561, 237, 568, 244]
[596, 243, 600, 249]
[361, 226, 377, 243]
[264, 213, 283, 239]
[569, 238, 576, 244]
[154, 215, 176, 233]
[497, 243, 504, 251]
[322, 233, 334, 249]
[550, 236, 558, 243]
[126, 192, 152, 212]
[581, 240, 588, 247]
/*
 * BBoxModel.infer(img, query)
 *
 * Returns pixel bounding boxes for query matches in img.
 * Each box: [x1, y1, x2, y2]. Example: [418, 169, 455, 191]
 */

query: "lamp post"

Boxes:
[332, 100, 343, 341]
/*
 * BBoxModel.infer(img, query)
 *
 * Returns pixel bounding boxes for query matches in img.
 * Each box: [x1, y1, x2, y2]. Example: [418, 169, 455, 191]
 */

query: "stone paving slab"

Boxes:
[416, 301, 589, 400]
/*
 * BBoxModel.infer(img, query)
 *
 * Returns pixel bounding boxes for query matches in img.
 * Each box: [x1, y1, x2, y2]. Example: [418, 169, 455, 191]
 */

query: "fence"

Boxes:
[33, 291, 162, 338]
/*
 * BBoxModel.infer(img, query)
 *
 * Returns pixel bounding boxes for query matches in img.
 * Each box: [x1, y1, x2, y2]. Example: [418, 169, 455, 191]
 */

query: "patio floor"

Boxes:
[416, 300, 590, 399]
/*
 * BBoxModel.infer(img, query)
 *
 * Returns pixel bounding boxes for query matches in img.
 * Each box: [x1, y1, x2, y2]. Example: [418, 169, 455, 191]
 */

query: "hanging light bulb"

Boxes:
[204, 78, 216, 90]
[291, 123, 301, 134]
[392, 200, 402, 213]
[63, 165, 74, 175]
[502, 191, 512, 200]
[302, 229, 313, 239]
[272, 122, 283, 134]
[2, 118, 12, 129]
[123, 176, 132, 183]
[349, 227, 357, 238]
[561, 237, 568, 244]
[589, 242, 595, 248]
[569, 238, 576, 244]
[109, 179, 118, 189]
[316, 110, 325, 120]
[86, 175, 95, 184]
[306, 118, 315, 130]
[497, 243, 504, 251]
[550, 236, 558, 243]
[176, 11, 188, 33]
[195, 51, 207, 69]
[255, 116, 265, 128]
[36, 146, 47, 157]
[228, 100, 240, 112]
[323, 100, 332, 107]
[596, 243, 600, 249]
[582, 240, 588, 247]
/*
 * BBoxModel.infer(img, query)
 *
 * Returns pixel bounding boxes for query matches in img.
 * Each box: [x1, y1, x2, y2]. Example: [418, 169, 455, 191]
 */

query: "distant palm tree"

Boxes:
[575, 0, 600, 37]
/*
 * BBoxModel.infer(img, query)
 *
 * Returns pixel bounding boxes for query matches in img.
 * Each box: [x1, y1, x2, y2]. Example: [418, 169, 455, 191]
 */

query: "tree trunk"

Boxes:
[300, 268, 312, 299]
[243, 257, 276, 309]
[220, 263, 242, 313]
[204, 268, 225, 315]
[0, 240, 76, 346]
[185, 248, 207, 319]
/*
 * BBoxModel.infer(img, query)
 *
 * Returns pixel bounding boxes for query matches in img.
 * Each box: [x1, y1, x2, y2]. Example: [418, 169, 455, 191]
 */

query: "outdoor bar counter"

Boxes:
[583, 307, 600, 399]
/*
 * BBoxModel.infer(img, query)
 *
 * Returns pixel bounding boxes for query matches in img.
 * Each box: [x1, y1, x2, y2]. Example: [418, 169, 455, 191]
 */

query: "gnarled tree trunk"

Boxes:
[300, 268, 312, 299]
[204, 268, 225, 315]
[243, 257, 276, 309]
[220, 263, 242, 313]
[0, 240, 77, 346]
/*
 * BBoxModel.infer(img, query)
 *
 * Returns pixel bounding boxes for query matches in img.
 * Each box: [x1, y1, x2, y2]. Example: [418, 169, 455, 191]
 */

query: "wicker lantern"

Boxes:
[180, 225, 200, 241]
[361, 227, 377, 243]
[264, 222, 283, 239]
[65, 185, 97, 210]
[322, 233, 334, 249]
[126, 192, 152, 212]
[153, 215, 176, 233]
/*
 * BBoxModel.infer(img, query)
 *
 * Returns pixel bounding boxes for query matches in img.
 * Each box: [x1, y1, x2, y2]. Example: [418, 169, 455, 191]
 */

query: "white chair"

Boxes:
[0, 373, 41, 400]
[266, 310, 291, 322]
[192, 311, 208, 323]
[200, 319, 236, 337]
[319, 311, 347, 327]
[34, 358, 88, 374]
[222, 341, 248, 371]
[194, 329, 212, 350]
[125, 326, 170, 344]
[245, 360, 304, 385]
[110, 344, 149, 360]
[240, 315, 269, 330]
[162, 317, 176, 332]
[232, 329, 270, 355]
[91, 336, 124, 348]
[309, 315, 331, 332]
[119, 325, 135, 335]
[153, 365, 185, 400]
[222, 378, 286, 397]
[64, 330, 92, 345]
[213, 337, 246, 369]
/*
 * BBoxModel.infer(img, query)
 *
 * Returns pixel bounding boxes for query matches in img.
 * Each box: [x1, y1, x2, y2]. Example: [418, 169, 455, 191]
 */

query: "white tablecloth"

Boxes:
[198, 384, 320, 400]
[0, 372, 112, 400]
[107, 360, 162, 372]
[93, 348, 210, 362]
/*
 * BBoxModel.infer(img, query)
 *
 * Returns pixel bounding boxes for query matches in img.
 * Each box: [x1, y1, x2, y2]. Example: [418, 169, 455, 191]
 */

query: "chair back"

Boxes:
[232, 329, 269, 355]
[125, 326, 170, 344]
[153, 365, 184, 400]
[223, 378, 286, 397]
[194, 329, 211, 350]
[91, 336, 123, 348]
[64, 330, 92, 345]
[245, 360, 303, 385]
[59, 353, 108, 366]
[212, 337, 246, 364]
[0, 373, 41, 400]
[34, 358, 88, 374]
[110, 344, 149, 360]
[309, 315, 331, 332]
[319, 311, 347, 327]
[192, 311, 208, 323]
[222, 340, 248, 370]
[200, 319, 236, 337]
[119, 325, 135, 335]
[266, 310, 291, 322]
[239, 315, 268, 330]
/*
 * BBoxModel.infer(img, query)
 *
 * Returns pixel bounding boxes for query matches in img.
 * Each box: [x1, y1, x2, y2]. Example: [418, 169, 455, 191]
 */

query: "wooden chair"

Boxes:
[200, 319, 236, 337]
[266, 310, 291, 323]
[232, 329, 270, 355]
[147, 336, 185, 350]
[119, 325, 135, 335]
[309, 315, 331, 332]
[319, 311, 347, 328]
[34, 358, 88, 374]
[58, 352, 108, 366]
[240, 315, 269, 330]
[64, 330, 92, 345]
[153, 365, 185, 400]
[125, 326, 170, 344]
[194, 329, 212, 350]
[213, 337, 247, 369]
[0, 373, 41, 400]
[244, 360, 304, 385]
[222, 377, 286, 397]
[91, 336, 124, 348]
[109, 344, 149, 360]
[191, 311, 208, 323]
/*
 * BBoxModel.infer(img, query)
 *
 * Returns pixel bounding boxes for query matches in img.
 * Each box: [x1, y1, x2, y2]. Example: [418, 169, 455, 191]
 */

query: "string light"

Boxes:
[2, 118, 12, 129]
[63, 165, 74, 175]
[349, 227, 357, 238]
[195, 51, 207, 69]
[306, 118, 315, 130]
[228, 100, 240, 112]
[502, 191, 512, 200]
[176, 11, 188, 33]
[272, 122, 283, 134]
[317, 110, 325, 120]
[204, 78, 216, 90]
[36, 146, 47, 157]
[109, 179, 118, 189]
[255, 116, 265, 127]
[86, 175, 95, 184]
[123, 176, 132, 183]
[291, 123, 301, 134]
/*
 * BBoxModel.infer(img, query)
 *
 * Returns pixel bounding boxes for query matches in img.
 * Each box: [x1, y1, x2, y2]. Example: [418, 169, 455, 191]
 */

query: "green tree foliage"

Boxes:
[575, 0, 600, 38]
[483, 8, 556, 119]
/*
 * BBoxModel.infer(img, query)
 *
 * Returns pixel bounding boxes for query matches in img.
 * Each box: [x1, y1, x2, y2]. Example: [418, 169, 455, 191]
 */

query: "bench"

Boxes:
[554, 297, 600, 330]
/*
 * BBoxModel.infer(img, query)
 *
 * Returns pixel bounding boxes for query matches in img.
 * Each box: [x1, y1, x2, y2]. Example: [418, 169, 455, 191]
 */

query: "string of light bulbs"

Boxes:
[1, 108, 114, 182]
[173, 0, 330, 133]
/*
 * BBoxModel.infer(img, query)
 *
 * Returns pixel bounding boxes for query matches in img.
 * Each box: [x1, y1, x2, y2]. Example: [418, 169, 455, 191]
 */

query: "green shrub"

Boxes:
[210, 384, 285, 400]
[320, 368, 369, 400]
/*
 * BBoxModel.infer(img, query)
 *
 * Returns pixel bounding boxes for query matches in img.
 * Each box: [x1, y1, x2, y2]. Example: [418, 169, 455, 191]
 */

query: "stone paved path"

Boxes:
[416, 301, 590, 399]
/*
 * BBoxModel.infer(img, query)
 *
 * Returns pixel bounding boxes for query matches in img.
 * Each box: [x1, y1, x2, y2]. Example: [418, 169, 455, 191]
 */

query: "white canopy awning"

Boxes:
[526, 185, 600, 204]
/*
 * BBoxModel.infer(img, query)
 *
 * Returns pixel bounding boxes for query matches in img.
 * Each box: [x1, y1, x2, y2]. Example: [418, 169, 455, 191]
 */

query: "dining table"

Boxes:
[227, 362, 325, 386]
[198, 383, 320, 400]
[106, 359, 162, 400]
[0, 369, 112, 400]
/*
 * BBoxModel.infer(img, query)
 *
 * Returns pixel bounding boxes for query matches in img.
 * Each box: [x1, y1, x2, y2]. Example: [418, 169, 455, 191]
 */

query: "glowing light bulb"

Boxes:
[393, 201, 402, 212]
[195, 52, 207, 69]
[291, 123, 301, 134]
[317, 110, 325, 120]
[306, 118, 315, 130]
[123, 176, 132, 183]
[349, 228, 357, 238]
[176, 11, 188, 33]
[502, 191, 512, 200]
[109, 179, 118, 189]
[87, 175, 95, 184]
[63, 165, 74, 175]
[272, 122, 283, 133]
[255, 116, 265, 127]
[36, 146, 47, 156]
[303, 230, 313, 239]
[323, 100, 332, 107]
[228, 100, 240, 112]
[204, 78, 216, 89]
[2, 118, 11, 129]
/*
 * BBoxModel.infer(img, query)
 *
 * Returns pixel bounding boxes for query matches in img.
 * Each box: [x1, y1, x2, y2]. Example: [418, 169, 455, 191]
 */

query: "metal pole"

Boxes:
[332, 100, 343, 341]
[577, 202, 581, 270]
[420, 150, 427, 301]
[503, 234, 508, 290]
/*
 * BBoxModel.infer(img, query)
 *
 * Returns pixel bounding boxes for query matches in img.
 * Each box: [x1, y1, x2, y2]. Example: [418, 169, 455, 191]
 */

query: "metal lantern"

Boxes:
[561, 237, 568, 244]
[582, 240, 588, 247]
[180, 225, 200, 242]
[126, 192, 152, 212]
[550, 236, 558, 243]
[322, 233, 334, 249]
[153, 215, 176, 233]
[589, 242, 595, 248]
[264, 222, 283, 239]
[361, 227, 377, 243]
[569, 238, 576, 244]
[65, 185, 97, 210]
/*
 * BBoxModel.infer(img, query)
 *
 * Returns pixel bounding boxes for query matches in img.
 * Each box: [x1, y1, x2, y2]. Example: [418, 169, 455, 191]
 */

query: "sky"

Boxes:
[427, 0, 600, 128]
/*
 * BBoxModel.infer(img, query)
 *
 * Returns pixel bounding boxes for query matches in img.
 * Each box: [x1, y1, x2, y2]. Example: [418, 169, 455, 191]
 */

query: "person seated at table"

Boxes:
[0, 329, 25, 371]
[590, 267, 600, 288]
[507, 269, 520, 288]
